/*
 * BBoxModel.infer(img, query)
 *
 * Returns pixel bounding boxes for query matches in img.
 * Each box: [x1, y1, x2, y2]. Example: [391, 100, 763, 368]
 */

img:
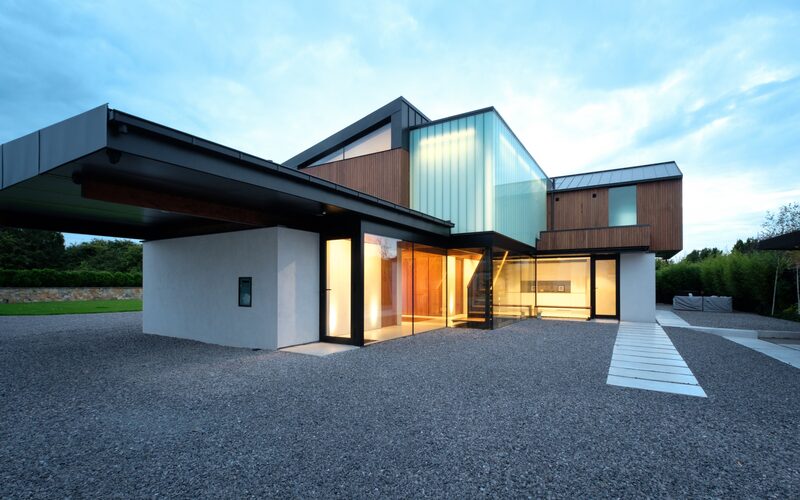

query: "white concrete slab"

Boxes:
[607, 321, 706, 397]
[609, 366, 700, 385]
[724, 337, 800, 369]
[611, 359, 694, 375]
[655, 310, 692, 328]
[280, 342, 359, 357]
[607, 375, 707, 397]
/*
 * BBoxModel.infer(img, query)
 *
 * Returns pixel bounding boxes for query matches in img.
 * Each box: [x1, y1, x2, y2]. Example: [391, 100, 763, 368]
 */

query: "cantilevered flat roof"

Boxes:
[758, 230, 800, 250]
[0, 105, 452, 240]
[551, 161, 682, 192]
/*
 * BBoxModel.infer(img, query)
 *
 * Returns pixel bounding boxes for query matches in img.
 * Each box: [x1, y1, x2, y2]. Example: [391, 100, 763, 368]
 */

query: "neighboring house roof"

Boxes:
[283, 96, 429, 169]
[551, 161, 682, 192]
[758, 230, 800, 251]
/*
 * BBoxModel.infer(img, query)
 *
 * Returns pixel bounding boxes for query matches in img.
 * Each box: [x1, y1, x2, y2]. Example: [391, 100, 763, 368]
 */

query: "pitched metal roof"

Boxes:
[550, 161, 682, 192]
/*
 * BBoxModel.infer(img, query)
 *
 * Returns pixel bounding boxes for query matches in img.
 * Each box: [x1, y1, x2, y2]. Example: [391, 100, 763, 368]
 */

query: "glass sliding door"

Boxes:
[363, 234, 413, 342]
[325, 238, 351, 339]
[593, 257, 618, 318]
[492, 252, 536, 328]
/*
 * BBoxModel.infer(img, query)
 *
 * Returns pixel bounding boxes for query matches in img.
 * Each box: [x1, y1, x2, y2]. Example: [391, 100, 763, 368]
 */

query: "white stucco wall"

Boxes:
[143, 227, 319, 349]
[619, 252, 656, 323]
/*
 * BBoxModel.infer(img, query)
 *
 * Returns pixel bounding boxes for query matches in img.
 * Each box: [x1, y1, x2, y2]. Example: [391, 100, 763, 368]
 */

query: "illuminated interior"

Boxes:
[326, 239, 351, 338]
[492, 253, 536, 327]
[535, 257, 591, 320]
[358, 234, 618, 342]
[594, 259, 617, 316]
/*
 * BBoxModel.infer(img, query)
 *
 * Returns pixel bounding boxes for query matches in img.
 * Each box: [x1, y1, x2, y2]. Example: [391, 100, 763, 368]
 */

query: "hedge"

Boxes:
[0, 269, 142, 287]
[656, 252, 793, 315]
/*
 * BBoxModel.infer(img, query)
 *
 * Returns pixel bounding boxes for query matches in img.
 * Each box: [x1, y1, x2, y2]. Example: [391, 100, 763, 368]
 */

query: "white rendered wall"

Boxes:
[144, 227, 319, 350]
[619, 252, 656, 323]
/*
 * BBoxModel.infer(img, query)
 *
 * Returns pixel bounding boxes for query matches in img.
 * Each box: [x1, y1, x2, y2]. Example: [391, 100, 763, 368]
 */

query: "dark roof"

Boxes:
[0, 105, 452, 240]
[758, 230, 800, 250]
[283, 96, 429, 169]
[551, 161, 682, 192]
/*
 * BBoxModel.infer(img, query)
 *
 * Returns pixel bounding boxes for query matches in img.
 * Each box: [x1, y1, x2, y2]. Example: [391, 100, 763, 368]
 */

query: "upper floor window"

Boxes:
[309, 123, 392, 167]
[608, 185, 637, 226]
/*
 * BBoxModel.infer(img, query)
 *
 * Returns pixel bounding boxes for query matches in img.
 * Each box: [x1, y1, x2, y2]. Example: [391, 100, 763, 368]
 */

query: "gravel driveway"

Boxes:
[1, 313, 799, 498]
[668, 307, 800, 332]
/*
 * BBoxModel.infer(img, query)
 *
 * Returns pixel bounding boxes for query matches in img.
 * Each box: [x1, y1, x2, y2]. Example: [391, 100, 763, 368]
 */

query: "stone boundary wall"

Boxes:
[0, 287, 142, 304]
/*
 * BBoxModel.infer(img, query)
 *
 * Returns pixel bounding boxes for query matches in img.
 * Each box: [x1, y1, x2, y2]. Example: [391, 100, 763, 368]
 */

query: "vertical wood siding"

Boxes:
[303, 148, 410, 207]
[636, 179, 682, 254]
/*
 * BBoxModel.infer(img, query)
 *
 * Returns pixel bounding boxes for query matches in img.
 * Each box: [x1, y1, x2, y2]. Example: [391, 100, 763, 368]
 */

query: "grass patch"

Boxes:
[0, 299, 142, 316]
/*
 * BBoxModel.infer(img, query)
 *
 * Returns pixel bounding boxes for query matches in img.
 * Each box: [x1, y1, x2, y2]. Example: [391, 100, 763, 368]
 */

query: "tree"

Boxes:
[64, 239, 142, 273]
[0, 228, 65, 269]
[732, 238, 759, 254]
[760, 203, 800, 315]
[683, 247, 722, 263]
[760, 202, 800, 238]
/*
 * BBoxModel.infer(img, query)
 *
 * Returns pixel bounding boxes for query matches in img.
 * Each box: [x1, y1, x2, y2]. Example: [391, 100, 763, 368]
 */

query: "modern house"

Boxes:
[0, 98, 682, 349]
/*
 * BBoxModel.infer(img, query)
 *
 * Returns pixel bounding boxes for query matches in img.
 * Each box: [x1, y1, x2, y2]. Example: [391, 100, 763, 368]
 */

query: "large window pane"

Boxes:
[363, 234, 412, 343]
[535, 257, 591, 320]
[325, 239, 351, 337]
[447, 248, 488, 327]
[609, 185, 637, 226]
[492, 253, 536, 328]
[412, 244, 447, 334]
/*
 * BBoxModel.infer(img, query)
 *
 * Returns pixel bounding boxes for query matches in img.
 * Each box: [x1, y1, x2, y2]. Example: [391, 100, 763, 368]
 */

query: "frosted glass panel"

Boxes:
[410, 110, 547, 246]
[609, 185, 637, 226]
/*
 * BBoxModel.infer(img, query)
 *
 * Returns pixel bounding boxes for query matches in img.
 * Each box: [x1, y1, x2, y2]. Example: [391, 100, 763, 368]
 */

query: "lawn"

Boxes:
[0, 299, 142, 315]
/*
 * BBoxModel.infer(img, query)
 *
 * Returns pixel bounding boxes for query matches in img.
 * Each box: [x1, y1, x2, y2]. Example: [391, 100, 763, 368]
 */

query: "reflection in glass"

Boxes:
[535, 257, 591, 320]
[609, 185, 637, 226]
[363, 234, 412, 342]
[326, 239, 351, 338]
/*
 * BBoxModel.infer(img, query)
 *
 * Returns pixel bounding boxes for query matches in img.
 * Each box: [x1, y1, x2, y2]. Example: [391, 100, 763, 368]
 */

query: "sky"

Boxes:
[1, 0, 798, 258]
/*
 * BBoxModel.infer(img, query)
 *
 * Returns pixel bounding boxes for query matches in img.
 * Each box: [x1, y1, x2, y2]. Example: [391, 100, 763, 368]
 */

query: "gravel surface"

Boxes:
[2, 313, 799, 498]
[671, 309, 800, 332]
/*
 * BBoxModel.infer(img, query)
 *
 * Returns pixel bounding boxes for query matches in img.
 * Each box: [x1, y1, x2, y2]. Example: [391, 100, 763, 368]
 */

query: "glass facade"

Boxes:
[409, 110, 548, 246]
[608, 185, 637, 226]
[535, 257, 592, 320]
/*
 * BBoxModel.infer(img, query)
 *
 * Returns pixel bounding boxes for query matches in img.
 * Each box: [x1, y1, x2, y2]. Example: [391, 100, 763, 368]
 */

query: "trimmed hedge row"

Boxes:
[656, 252, 789, 315]
[0, 269, 142, 287]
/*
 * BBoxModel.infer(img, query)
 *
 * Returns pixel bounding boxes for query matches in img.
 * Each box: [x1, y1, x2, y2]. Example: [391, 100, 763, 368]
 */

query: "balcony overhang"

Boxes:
[536, 225, 652, 254]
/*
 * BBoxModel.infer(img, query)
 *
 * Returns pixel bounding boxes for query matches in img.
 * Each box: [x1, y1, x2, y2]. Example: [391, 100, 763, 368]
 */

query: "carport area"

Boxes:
[1, 312, 799, 497]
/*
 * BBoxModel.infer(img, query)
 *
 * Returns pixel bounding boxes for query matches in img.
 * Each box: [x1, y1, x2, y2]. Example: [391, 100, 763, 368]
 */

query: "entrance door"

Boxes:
[324, 238, 352, 341]
[592, 256, 618, 318]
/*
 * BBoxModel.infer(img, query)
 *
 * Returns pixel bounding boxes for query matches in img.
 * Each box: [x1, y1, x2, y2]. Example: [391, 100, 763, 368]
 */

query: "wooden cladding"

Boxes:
[636, 179, 682, 254]
[303, 148, 409, 207]
[547, 178, 682, 255]
[547, 189, 608, 230]
[537, 225, 651, 252]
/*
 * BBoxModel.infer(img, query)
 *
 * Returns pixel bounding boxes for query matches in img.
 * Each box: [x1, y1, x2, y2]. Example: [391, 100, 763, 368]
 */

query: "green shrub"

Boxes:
[0, 269, 142, 287]
[656, 251, 793, 316]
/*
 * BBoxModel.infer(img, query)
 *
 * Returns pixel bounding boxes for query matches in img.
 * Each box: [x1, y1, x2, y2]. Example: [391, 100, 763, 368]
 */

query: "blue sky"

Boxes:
[1, 0, 798, 257]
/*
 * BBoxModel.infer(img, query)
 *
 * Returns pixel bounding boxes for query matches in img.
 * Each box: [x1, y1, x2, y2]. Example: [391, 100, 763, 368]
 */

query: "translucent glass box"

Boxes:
[409, 109, 548, 246]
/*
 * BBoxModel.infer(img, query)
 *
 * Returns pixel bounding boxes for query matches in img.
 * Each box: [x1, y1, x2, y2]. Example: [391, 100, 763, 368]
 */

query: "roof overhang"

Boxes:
[758, 230, 800, 251]
[0, 105, 452, 240]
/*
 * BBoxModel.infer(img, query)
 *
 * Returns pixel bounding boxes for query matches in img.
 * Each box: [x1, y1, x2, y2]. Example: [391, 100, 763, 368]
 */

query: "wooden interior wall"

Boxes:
[303, 148, 410, 207]
[548, 188, 609, 230]
[637, 179, 682, 254]
[400, 250, 445, 317]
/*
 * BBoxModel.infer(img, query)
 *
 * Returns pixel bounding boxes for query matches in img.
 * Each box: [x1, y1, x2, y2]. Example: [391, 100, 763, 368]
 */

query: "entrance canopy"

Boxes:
[0, 105, 452, 240]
